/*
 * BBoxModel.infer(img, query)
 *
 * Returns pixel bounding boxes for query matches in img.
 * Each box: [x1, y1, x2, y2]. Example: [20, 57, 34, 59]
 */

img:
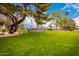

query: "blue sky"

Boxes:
[15, 3, 79, 19]
[44, 3, 65, 14]
[44, 3, 79, 19]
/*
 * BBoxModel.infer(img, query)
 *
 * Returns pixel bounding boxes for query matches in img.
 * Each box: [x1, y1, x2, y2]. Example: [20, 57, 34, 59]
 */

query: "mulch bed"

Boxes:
[0, 32, 20, 37]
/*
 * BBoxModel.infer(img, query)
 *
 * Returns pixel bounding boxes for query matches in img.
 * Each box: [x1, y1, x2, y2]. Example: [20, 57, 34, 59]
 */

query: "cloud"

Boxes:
[60, 3, 79, 18]
[73, 17, 79, 26]
[67, 10, 71, 12]
[71, 4, 79, 9]
[60, 4, 69, 10]
[77, 9, 79, 12]
[61, 3, 79, 11]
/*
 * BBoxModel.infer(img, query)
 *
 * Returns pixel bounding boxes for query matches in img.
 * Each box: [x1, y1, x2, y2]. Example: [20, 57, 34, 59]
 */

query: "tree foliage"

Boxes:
[61, 18, 76, 31]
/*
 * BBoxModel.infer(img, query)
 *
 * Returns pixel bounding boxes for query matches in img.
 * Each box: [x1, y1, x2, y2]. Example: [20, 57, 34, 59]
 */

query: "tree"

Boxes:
[33, 3, 51, 28]
[50, 10, 70, 30]
[51, 11, 62, 29]
[0, 3, 51, 33]
[61, 18, 76, 31]
[0, 4, 19, 33]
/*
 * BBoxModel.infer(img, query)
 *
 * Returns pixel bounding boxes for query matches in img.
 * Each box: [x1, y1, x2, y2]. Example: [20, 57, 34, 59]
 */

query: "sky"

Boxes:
[15, 3, 79, 19]
[44, 3, 79, 19]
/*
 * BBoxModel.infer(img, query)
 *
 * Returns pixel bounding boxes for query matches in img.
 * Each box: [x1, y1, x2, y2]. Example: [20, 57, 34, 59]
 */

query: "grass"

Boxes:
[0, 30, 79, 56]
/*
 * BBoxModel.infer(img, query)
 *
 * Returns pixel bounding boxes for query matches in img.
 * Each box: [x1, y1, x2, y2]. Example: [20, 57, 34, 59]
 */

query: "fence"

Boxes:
[28, 29, 45, 32]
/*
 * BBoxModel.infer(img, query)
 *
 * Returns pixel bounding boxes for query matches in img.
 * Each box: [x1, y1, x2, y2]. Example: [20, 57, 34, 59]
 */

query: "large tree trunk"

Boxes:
[6, 13, 18, 34]
[0, 12, 26, 34]
[9, 14, 26, 34]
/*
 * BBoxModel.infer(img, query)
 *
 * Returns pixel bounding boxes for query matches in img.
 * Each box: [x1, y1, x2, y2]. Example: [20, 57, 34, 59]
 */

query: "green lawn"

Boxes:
[0, 30, 79, 56]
